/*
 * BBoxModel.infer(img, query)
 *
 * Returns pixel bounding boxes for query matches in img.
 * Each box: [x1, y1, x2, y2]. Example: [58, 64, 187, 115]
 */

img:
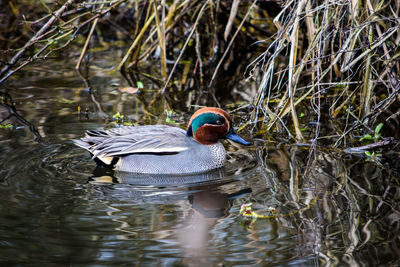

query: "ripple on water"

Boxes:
[0, 133, 265, 265]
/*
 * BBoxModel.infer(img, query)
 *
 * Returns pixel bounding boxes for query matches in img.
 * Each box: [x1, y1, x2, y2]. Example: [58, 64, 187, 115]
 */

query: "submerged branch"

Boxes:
[0, 92, 43, 142]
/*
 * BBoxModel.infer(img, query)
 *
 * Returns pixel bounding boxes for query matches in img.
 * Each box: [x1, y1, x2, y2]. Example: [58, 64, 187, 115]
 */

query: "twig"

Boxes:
[340, 27, 397, 72]
[287, 0, 306, 142]
[0, 0, 76, 82]
[161, 0, 209, 95]
[344, 138, 395, 154]
[117, 13, 155, 70]
[208, 0, 257, 88]
[0, 92, 43, 142]
[153, 0, 167, 78]
[76, 4, 103, 70]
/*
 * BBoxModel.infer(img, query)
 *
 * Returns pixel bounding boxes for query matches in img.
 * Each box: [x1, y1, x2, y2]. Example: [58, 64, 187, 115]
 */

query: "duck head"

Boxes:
[186, 107, 250, 146]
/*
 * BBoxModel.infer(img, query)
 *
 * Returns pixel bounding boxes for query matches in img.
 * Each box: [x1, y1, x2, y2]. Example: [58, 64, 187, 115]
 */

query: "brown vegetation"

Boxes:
[1, 0, 400, 148]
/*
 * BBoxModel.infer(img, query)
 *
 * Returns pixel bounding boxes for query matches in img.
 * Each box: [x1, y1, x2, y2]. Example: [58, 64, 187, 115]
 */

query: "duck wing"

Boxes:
[73, 125, 190, 157]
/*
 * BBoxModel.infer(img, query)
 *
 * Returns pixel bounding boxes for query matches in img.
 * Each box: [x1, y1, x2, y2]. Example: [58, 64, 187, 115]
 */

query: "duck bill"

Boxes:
[225, 129, 251, 146]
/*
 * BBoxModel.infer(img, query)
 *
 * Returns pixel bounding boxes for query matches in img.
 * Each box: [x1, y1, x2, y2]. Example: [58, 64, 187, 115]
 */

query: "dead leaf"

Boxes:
[119, 87, 139, 94]
[224, 0, 240, 41]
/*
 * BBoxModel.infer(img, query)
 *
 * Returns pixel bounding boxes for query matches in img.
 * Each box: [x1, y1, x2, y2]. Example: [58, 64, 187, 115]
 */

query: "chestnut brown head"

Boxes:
[186, 107, 250, 146]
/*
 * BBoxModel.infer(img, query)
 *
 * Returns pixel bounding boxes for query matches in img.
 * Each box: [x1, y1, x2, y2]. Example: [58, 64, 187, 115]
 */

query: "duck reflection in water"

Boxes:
[88, 167, 251, 265]
[180, 184, 251, 266]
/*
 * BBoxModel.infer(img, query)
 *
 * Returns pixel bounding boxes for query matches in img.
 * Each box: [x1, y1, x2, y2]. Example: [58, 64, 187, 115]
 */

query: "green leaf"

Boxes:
[137, 81, 144, 88]
[57, 96, 74, 104]
[365, 151, 372, 156]
[360, 134, 373, 141]
[375, 123, 384, 134]
[0, 123, 13, 129]
[374, 133, 381, 141]
[165, 109, 177, 124]
[113, 112, 124, 120]
[165, 118, 176, 124]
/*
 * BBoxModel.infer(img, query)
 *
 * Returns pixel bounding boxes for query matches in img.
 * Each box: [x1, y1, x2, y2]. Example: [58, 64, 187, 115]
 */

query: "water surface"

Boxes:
[1, 53, 399, 266]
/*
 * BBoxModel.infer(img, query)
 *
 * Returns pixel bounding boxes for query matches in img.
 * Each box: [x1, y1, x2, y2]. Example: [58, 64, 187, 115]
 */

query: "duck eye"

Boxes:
[215, 119, 224, 125]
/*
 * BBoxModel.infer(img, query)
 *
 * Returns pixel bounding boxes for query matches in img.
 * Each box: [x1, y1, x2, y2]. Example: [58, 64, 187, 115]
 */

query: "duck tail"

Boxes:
[72, 139, 92, 151]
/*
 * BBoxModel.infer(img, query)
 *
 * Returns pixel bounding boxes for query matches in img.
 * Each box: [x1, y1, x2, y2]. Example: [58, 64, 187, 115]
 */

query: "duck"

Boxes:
[73, 107, 250, 174]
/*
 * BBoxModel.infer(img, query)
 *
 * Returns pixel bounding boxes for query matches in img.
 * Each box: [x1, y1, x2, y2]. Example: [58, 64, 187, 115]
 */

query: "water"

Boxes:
[1, 53, 399, 266]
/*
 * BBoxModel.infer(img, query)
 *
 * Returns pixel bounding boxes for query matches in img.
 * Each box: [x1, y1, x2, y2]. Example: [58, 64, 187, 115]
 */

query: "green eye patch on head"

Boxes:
[189, 113, 226, 135]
